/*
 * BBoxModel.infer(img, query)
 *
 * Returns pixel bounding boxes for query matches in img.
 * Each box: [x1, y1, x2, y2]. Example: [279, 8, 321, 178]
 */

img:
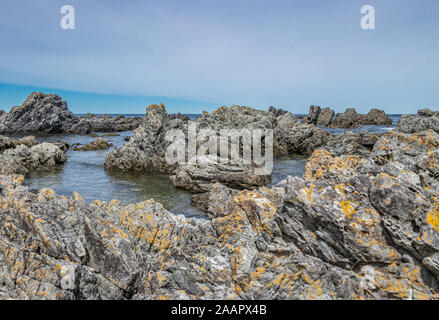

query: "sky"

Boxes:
[0, 0, 438, 114]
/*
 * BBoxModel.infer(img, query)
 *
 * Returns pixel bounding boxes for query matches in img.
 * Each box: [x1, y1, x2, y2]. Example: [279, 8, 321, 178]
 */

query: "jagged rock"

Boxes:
[170, 155, 271, 193]
[76, 114, 142, 132]
[0, 135, 37, 151]
[316, 107, 335, 126]
[397, 111, 439, 134]
[274, 123, 330, 156]
[324, 131, 382, 157]
[360, 109, 393, 125]
[302, 105, 321, 124]
[0, 92, 79, 134]
[330, 108, 361, 128]
[68, 121, 92, 135]
[0, 110, 5, 117]
[0, 143, 67, 176]
[304, 106, 391, 128]
[2, 133, 439, 299]
[74, 138, 113, 151]
[268, 106, 288, 118]
[105, 104, 188, 173]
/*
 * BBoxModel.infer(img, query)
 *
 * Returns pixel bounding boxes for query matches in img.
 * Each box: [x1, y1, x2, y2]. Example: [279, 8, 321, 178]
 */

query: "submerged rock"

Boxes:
[73, 138, 113, 151]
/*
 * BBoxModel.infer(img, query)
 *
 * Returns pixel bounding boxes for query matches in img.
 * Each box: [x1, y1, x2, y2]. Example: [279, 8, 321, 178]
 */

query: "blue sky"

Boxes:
[0, 0, 438, 114]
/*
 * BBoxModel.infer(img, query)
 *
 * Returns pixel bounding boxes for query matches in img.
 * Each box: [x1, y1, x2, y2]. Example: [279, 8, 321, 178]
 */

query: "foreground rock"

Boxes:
[397, 109, 439, 134]
[0, 143, 67, 176]
[303, 106, 392, 128]
[0, 135, 38, 151]
[73, 138, 113, 151]
[1, 129, 439, 299]
[0, 92, 79, 134]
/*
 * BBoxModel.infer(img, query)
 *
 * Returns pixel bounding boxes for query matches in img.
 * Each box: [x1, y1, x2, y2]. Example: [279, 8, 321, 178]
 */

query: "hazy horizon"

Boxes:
[1, 0, 438, 114]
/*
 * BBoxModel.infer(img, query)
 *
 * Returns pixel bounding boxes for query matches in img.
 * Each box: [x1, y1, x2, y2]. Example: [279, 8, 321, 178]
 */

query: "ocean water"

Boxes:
[22, 114, 401, 216]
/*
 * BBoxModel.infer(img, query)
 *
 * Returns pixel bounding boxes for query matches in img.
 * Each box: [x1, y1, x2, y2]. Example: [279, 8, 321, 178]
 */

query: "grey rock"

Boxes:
[0, 92, 79, 134]
[397, 112, 439, 134]
[73, 138, 113, 151]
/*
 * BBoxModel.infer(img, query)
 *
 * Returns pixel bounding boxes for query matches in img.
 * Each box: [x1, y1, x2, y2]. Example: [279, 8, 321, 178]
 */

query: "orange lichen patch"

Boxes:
[37, 188, 55, 202]
[426, 196, 439, 233]
[340, 200, 359, 219]
[72, 191, 83, 201]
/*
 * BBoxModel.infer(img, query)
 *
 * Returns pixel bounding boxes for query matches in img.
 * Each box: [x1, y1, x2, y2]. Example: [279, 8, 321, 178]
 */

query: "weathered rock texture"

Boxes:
[0, 92, 142, 135]
[76, 114, 142, 133]
[73, 138, 113, 151]
[0, 135, 38, 151]
[0, 92, 79, 134]
[170, 155, 271, 193]
[324, 131, 382, 157]
[105, 104, 327, 174]
[0, 143, 67, 176]
[1, 129, 439, 300]
[303, 106, 392, 128]
[397, 109, 439, 134]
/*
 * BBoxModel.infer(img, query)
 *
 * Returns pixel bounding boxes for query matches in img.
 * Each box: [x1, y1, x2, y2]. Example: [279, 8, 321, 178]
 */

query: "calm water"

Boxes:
[20, 114, 400, 216]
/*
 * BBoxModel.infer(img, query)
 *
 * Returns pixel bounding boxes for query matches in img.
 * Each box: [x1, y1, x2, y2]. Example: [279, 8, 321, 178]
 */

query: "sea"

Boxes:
[21, 114, 402, 217]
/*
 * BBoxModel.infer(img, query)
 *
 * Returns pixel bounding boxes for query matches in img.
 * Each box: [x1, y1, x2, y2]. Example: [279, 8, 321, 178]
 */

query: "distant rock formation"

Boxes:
[397, 108, 439, 134]
[0, 92, 142, 135]
[73, 138, 114, 151]
[0, 92, 79, 134]
[302, 105, 392, 128]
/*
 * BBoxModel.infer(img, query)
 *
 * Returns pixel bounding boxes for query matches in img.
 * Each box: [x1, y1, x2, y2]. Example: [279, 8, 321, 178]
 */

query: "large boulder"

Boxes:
[397, 110, 439, 134]
[360, 109, 393, 125]
[330, 108, 361, 128]
[316, 107, 335, 126]
[0, 92, 79, 134]
[0, 135, 37, 151]
[0, 142, 67, 176]
[170, 155, 271, 193]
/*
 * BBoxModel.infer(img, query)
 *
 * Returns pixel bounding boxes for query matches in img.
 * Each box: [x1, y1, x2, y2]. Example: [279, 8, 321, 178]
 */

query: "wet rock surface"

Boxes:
[1, 127, 439, 299]
[73, 138, 114, 151]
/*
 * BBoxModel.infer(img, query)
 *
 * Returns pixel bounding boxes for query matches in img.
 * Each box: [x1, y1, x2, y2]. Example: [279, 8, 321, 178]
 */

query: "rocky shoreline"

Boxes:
[0, 92, 439, 300]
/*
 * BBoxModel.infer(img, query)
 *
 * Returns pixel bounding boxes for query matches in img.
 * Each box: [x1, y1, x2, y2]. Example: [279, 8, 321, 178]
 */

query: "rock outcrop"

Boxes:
[0, 135, 38, 151]
[104, 104, 188, 173]
[0, 92, 79, 134]
[73, 138, 113, 151]
[1, 130, 439, 300]
[324, 131, 382, 157]
[303, 106, 392, 128]
[76, 114, 142, 133]
[170, 155, 271, 193]
[0, 143, 67, 176]
[397, 109, 439, 134]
